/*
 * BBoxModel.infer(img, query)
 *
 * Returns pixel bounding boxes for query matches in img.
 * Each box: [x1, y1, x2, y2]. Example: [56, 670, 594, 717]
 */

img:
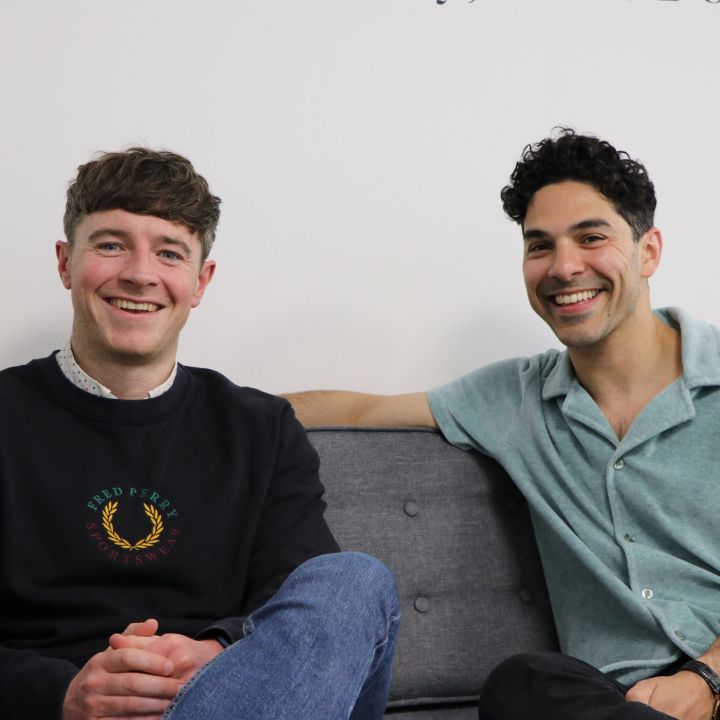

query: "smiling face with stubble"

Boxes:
[56, 208, 215, 370]
[521, 180, 660, 350]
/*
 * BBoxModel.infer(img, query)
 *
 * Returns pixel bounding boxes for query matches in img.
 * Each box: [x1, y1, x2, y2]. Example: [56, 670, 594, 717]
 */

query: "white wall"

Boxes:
[2, 0, 719, 393]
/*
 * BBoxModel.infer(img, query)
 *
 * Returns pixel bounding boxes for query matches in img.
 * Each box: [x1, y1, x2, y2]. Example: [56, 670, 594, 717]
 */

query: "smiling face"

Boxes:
[522, 181, 661, 350]
[57, 209, 215, 375]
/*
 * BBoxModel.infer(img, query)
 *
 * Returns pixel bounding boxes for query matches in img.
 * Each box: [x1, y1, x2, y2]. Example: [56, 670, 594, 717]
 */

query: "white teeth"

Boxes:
[109, 299, 160, 312]
[554, 290, 600, 306]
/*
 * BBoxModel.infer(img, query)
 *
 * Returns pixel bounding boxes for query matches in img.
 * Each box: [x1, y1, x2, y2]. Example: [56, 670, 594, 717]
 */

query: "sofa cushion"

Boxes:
[385, 703, 479, 720]
[309, 427, 558, 708]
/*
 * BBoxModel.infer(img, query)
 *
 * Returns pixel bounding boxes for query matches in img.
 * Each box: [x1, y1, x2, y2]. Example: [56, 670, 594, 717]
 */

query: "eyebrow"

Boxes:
[523, 218, 613, 241]
[87, 228, 194, 257]
[158, 236, 194, 257]
[87, 228, 131, 243]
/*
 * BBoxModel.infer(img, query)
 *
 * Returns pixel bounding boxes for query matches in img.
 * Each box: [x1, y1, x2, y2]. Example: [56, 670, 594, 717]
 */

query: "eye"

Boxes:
[159, 249, 183, 261]
[581, 234, 605, 244]
[97, 242, 122, 253]
[526, 242, 549, 255]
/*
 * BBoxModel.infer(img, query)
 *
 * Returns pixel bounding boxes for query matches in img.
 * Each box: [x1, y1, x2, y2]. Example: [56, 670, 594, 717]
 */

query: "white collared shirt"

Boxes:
[55, 342, 177, 399]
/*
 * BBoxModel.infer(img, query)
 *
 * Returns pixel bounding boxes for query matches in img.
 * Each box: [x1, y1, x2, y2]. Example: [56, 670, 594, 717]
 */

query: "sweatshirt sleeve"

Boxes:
[197, 400, 339, 643]
[0, 646, 78, 720]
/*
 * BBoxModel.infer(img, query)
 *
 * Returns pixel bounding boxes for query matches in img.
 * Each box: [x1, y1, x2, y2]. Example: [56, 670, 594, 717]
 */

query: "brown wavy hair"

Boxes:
[64, 148, 221, 261]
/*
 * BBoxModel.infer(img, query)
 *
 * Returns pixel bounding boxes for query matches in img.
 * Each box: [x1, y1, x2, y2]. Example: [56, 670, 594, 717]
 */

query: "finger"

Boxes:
[109, 633, 158, 651]
[625, 680, 653, 704]
[102, 671, 183, 701]
[82, 691, 176, 717]
[103, 646, 175, 677]
[122, 618, 159, 637]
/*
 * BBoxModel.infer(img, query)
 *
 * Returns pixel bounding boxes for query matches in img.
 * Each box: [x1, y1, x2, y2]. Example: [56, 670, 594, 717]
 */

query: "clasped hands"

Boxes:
[62, 618, 224, 720]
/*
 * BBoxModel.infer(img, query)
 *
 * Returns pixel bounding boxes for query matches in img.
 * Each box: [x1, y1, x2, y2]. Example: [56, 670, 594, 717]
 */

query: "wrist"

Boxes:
[195, 627, 232, 649]
[701, 652, 720, 676]
[199, 637, 227, 654]
[680, 660, 720, 719]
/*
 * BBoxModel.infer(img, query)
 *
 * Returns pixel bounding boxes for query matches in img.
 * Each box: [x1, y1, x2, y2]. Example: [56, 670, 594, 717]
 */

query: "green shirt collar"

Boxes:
[542, 307, 720, 402]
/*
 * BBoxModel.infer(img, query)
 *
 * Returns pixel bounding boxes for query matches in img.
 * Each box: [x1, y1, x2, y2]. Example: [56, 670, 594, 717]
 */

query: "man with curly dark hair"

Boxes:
[501, 128, 657, 242]
[287, 129, 720, 719]
[0, 148, 399, 720]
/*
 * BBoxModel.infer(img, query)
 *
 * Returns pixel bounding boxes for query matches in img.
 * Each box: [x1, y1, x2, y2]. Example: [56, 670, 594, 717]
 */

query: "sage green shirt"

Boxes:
[428, 308, 720, 685]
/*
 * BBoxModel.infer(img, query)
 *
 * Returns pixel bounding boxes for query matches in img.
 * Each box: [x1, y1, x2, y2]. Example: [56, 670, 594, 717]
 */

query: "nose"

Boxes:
[118, 249, 158, 287]
[548, 241, 584, 281]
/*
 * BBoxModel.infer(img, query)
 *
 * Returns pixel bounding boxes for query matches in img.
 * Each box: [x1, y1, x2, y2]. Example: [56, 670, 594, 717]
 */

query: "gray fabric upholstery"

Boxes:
[385, 705, 480, 720]
[308, 427, 558, 718]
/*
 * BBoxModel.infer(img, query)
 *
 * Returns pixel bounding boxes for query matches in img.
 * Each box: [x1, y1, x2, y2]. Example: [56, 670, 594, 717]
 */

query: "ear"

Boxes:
[639, 228, 662, 279]
[191, 260, 216, 308]
[56, 241, 73, 289]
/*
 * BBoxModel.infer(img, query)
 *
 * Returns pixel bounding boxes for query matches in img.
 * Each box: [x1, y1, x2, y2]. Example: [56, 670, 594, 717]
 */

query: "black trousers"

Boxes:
[478, 652, 687, 720]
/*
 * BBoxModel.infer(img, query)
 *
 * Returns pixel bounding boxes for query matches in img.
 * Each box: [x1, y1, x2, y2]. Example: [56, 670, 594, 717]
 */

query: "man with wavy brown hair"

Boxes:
[0, 148, 398, 720]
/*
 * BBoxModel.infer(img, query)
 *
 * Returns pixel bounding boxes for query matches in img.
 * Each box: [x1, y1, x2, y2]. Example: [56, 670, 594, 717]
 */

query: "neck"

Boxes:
[70, 341, 177, 400]
[568, 308, 682, 437]
[571, 308, 678, 389]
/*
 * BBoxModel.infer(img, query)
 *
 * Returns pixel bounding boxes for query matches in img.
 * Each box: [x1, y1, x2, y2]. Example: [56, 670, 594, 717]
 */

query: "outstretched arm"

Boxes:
[282, 390, 437, 429]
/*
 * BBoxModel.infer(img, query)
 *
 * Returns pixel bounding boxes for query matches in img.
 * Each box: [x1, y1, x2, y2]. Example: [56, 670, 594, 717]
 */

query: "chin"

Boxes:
[106, 345, 163, 365]
[555, 327, 609, 349]
[547, 321, 603, 349]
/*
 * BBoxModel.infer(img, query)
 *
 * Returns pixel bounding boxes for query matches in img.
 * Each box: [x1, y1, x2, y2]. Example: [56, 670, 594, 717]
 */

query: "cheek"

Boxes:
[169, 277, 201, 306]
[71, 261, 110, 291]
[522, 263, 541, 291]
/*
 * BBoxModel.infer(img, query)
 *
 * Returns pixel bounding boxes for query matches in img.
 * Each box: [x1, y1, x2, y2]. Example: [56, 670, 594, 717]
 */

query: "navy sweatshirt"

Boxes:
[0, 354, 339, 719]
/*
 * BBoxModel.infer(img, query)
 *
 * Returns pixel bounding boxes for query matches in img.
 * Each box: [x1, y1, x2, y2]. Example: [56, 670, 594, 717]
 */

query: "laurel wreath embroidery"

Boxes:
[101, 501, 164, 551]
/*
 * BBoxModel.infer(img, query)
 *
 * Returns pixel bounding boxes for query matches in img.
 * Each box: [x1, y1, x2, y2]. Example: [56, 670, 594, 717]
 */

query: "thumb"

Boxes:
[625, 678, 655, 704]
[122, 618, 159, 637]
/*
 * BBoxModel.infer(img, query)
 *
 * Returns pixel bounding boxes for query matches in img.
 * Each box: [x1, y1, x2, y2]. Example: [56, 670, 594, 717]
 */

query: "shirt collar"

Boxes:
[55, 342, 177, 399]
[542, 307, 720, 401]
[659, 307, 720, 388]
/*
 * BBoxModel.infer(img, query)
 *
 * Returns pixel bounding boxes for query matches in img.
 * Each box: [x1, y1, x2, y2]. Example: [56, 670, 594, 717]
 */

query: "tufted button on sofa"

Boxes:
[309, 427, 558, 719]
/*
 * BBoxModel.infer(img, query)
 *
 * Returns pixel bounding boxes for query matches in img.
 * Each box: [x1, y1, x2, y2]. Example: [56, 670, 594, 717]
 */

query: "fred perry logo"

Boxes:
[101, 500, 164, 551]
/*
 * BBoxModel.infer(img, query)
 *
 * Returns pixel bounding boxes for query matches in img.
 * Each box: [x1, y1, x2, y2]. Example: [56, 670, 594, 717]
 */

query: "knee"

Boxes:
[481, 652, 557, 707]
[298, 551, 398, 619]
[480, 651, 623, 719]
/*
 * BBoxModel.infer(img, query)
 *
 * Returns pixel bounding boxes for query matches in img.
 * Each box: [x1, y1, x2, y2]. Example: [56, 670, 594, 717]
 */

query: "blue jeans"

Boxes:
[163, 552, 400, 720]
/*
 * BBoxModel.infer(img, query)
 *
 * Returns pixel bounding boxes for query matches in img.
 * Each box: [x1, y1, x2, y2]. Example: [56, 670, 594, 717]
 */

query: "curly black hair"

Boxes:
[500, 128, 656, 240]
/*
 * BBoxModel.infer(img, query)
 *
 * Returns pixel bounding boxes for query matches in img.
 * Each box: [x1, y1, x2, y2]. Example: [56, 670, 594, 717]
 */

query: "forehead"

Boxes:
[524, 181, 629, 235]
[74, 209, 201, 251]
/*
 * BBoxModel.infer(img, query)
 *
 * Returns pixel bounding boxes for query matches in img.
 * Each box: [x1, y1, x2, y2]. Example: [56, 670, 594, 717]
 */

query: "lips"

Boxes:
[107, 298, 162, 313]
[553, 289, 601, 306]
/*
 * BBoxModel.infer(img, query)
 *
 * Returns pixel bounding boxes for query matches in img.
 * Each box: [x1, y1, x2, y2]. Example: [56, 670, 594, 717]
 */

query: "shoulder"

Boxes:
[656, 307, 720, 385]
[178, 366, 314, 463]
[431, 349, 562, 400]
[0, 354, 56, 398]
[427, 349, 565, 449]
[179, 364, 296, 423]
[0, 356, 63, 440]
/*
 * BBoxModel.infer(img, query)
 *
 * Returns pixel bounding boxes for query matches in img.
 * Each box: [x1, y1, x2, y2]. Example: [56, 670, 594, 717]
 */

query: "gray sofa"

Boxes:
[308, 427, 559, 719]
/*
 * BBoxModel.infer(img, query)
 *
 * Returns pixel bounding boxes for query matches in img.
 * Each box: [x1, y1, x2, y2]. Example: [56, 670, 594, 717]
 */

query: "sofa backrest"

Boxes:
[308, 427, 558, 711]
